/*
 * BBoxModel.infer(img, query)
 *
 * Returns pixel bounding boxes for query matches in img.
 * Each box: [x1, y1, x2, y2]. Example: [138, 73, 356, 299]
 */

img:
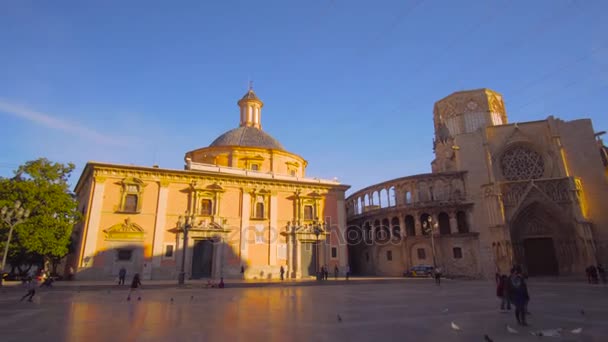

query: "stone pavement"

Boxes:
[1, 279, 607, 341]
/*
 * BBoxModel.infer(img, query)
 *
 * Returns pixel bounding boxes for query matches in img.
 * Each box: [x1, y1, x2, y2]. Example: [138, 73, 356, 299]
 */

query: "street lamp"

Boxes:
[422, 216, 438, 269]
[1, 201, 31, 286]
[177, 212, 195, 286]
[313, 220, 322, 280]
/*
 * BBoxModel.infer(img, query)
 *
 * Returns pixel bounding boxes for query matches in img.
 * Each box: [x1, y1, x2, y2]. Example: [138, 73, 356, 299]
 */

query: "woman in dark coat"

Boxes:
[509, 267, 529, 326]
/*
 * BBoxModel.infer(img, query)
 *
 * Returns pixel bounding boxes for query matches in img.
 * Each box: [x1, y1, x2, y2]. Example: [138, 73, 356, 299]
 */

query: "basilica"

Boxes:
[345, 88, 608, 278]
[70, 88, 350, 280]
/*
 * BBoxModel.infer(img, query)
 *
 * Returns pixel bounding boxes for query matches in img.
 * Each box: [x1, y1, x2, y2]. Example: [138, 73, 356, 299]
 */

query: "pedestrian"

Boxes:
[497, 274, 511, 311]
[334, 265, 339, 280]
[68, 266, 75, 281]
[585, 266, 592, 284]
[508, 266, 530, 326]
[118, 266, 127, 285]
[590, 265, 599, 284]
[324, 265, 329, 280]
[127, 273, 142, 301]
[434, 266, 442, 285]
[598, 264, 607, 284]
[218, 277, 225, 289]
[20, 277, 36, 302]
[345, 265, 350, 280]
[280, 266, 285, 281]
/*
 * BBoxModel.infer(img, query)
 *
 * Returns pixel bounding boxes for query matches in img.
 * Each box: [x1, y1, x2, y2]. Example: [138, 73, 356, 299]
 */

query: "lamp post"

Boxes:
[177, 212, 195, 286]
[313, 221, 322, 280]
[1, 201, 31, 287]
[422, 216, 438, 269]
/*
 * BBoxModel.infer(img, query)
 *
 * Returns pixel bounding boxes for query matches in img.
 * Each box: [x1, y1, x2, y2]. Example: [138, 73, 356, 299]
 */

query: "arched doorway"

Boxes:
[510, 202, 571, 276]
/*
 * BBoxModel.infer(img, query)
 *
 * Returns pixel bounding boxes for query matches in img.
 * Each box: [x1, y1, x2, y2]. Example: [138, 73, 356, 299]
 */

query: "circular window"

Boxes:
[501, 146, 544, 181]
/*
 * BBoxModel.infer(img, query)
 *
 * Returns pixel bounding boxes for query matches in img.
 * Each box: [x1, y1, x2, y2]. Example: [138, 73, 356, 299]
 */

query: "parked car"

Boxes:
[404, 265, 434, 277]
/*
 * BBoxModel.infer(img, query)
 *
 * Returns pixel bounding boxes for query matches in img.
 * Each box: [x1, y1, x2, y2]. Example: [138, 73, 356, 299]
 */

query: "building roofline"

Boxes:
[74, 161, 349, 192]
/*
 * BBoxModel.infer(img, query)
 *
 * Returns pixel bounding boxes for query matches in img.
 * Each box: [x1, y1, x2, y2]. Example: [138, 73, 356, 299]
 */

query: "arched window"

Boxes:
[438, 212, 450, 235]
[388, 187, 396, 206]
[457, 211, 469, 233]
[374, 220, 381, 241]
[379, 189, 388, 208]
[420, 213, 431, 235]
[255, 202, 265, 219]
[200, 199, 213, 216]
[373, 191, 380, 206]
[358, 197, 363, 214]
[364, 194, 370, 207]
[405, 215, 415, 236]
[391, 217, 400, 238]
[405, 191, 412, 204]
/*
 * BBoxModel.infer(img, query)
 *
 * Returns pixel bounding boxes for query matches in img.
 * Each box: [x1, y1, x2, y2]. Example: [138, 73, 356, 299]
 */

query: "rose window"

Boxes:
[501, 146, 544, 181]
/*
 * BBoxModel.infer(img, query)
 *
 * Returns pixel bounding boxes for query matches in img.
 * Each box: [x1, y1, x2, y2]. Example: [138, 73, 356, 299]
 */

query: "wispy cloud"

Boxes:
[0, 99, 127, 146]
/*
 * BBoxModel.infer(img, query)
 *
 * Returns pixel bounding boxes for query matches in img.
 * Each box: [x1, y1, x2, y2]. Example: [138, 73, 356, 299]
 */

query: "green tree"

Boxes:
[0, 158, 81, 274]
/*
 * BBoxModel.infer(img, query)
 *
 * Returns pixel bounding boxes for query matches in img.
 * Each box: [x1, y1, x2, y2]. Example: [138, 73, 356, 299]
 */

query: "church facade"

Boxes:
[346, 89, 608, 278]
[70, 89, 350, 280]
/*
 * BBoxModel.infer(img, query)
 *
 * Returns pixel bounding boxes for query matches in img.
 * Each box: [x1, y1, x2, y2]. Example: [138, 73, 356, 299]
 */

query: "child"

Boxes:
[127, 273, 142, 301]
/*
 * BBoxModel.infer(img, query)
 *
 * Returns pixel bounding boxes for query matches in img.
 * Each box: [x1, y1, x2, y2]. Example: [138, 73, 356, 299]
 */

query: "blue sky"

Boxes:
[1, 0, 607, 194]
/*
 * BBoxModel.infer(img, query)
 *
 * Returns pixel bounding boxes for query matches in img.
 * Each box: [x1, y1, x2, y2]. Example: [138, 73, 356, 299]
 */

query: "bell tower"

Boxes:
[238, 82, 264, 129]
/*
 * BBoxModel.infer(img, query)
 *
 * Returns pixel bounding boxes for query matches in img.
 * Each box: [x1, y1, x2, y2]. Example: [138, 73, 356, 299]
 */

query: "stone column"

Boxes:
[240, 191, 251, 261]
[269, 194, 278, 265]
[151, 181, 170, 272]
[80, 176, 106, 271]
[287, 229, 294, 278]
[337, 195, 348, 268]
[296, 238, 302, 278]
[414, 213, 422, 236]
[214, 237, 224, 278]
[398, 215, 405, 239]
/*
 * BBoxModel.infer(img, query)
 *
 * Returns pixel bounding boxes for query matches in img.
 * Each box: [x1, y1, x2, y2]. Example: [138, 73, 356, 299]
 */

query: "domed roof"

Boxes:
[210, 126, 285, 150]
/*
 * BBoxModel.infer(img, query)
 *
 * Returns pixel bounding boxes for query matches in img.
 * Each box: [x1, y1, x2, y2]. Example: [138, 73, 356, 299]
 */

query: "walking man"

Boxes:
[118, 266, 126, 285]
[345, 265, 350, 280]
[20, 277, 36, 302]
[509, 266, 530, 326]
[280, 266, 285, 281]
[434, 266, 442, 285]
[334, 265, 339, 280]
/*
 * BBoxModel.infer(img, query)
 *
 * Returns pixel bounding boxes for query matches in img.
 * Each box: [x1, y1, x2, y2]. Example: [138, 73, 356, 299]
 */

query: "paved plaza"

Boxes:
[1, 279, 607, 341]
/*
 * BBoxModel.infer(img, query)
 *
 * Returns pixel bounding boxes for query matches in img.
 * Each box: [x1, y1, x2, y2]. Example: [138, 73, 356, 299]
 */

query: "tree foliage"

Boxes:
[0, 158, 81, 270]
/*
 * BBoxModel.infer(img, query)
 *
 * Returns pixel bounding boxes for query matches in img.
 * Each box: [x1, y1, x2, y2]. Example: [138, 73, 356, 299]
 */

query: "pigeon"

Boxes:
[483, 335, 493, 342]
[190, 295, 194, 301]
[571, 328, 583, 334]
[580, 309, 585, 316]
[337, 314, 342, 322]
[507, 325, 519, 334]
[451, 322, 461, 331]
[137, 296, 141, 301]
[170, 297, 174, 302]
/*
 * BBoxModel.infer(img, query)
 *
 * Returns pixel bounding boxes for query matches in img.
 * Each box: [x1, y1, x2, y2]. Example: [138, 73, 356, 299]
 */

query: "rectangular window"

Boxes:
[255, 202, 265, 219]
[453, 247, 463, 259]
[164, 245, 174, 258]
[251, 164, 259, 171]
[290, 170, 296, 176]
[331, 247, 337, 259]
[417, 248, 426, 260]
[304, 205, 314, 221]
[386, 250, 393, 261]
[124, 194, 138, 213]
[200, 199, 213, 216]
[117, 249, 133, 261]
